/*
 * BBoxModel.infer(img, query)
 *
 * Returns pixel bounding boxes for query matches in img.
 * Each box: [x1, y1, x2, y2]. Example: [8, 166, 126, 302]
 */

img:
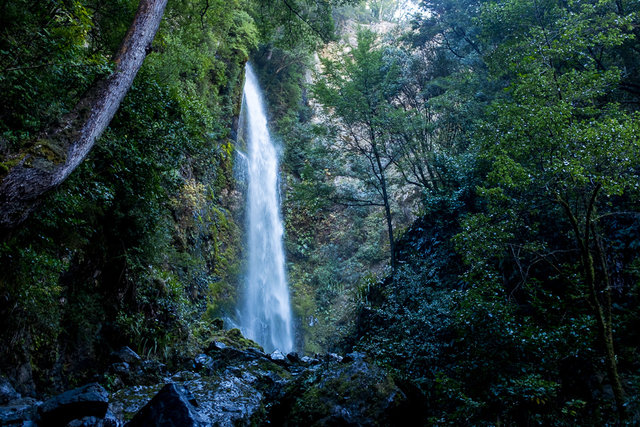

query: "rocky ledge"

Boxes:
[0, 332, 408, 426]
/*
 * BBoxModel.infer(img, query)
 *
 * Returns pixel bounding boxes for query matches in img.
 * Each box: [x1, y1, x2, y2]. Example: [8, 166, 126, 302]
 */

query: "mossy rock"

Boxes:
[110, 384, 164, 421]
[204, 328, 263, 352]
[281, 355, 407, 426]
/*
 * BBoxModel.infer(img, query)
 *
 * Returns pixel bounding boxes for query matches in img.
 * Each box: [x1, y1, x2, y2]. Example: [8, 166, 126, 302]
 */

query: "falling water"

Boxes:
[238, 63, 294, 353]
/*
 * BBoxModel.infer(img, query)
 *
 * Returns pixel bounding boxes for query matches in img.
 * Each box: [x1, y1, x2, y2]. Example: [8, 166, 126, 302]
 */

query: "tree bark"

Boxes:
[0, 0, 168, 230]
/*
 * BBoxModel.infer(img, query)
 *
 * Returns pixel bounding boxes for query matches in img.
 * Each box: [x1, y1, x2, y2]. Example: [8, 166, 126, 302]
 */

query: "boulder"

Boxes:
[38, 383, 109, 426]
[194, 354, 213, 373]
[179, 358, 291, 425]
[107, 358, 165, 389]
[111, 346, 292, 425]
[323, 353, 343, 363]
[245, 347, 266, 358]
[342, 351, 366, 363]
[126, 383, 207, 427]
[0, 376, 21, 404]
[66, 411, 119, 427]
[204, 344, 267, 372]
[269, 350, 287, 363]
[139, 359, 166, 376]
[300, 356, 321, 366]
[109, 362, 131, 378]
[111, 347, 141, 366]
[279, 356, 406, 426]
[203, 328, 263, 352]
[0, 397, 39, 426]
[286, 352, 301, 364]
[131, 360, 166, 386]
[209, 341, 226, 351]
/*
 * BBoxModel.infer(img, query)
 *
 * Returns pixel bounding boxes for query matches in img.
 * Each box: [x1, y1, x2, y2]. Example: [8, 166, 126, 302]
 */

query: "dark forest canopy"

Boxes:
[0, 0, 639, 425]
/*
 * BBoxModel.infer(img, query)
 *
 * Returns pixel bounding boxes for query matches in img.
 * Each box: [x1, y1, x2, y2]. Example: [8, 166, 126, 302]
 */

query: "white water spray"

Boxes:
[238, 63, 294, 353]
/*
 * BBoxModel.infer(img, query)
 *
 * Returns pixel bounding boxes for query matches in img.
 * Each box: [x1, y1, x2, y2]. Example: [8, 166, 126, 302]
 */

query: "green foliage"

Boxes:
[1, 0, 638, 423]
[250, 0, 340, 49]
[0, 0, 260, 391]
[0, 0, 117, 150]
[336, 0, 640, 423]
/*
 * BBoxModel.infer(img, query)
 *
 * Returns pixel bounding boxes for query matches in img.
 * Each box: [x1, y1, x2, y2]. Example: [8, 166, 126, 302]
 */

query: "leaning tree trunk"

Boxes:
[0, 0, 168, 230]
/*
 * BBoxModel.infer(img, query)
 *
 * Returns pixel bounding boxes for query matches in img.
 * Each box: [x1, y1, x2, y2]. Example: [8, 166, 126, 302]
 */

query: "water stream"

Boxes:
[238, 63, 294, 353]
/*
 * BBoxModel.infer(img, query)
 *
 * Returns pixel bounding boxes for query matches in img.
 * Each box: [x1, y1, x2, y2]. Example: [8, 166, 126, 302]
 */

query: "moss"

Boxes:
[110, 384, 164, 421]
[203, 327, 263, 352]
[23, 138, 67, 168]
[0, 153, 26, 178]
[284, 360, 404, 426]
[203, 204, 243, 317]
[0, 162, 9, 180]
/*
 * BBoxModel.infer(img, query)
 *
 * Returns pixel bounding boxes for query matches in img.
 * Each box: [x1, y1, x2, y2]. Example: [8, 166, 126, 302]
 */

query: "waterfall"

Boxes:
[238, 63, 294, 353]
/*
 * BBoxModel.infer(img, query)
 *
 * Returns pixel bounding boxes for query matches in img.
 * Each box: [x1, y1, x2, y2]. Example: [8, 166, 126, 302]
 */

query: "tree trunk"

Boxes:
[585, 242, 626, 420]
[372, 142, 396, 270]
[0, 0, 168, 231]
[382, 180, 396, 270]
[557, 187, 626, 420]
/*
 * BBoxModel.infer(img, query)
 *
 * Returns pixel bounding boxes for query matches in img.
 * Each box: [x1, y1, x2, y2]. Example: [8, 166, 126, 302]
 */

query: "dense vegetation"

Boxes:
[279, 0, 640, 424]
[1, 0, 639, 425]
[0, 0, 261, 393]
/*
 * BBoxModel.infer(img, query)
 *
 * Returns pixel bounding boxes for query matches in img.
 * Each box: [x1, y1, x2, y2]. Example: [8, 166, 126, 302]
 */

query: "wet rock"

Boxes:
[204, 344, 267, 373]
[109, 384, 163, 422]
[342, 351, 366, 363]
[181, 357, 291, 426]
[0, 376, 21, 404]
[132, 360, 166, 385]
[269, 350, 287, 364]
[66, 411, 119, 427]
[109, 362, 130, 377]
[300, 356, 321, 366]
[194, 354, 213, 373]
[245, 347, 265, 358]
[171, 371, 201, 382]
[140, 359, 166, 374]
[286, 352, 301, 364]
[126, 383, 207, 427]
[108, 357, 164, 389]
[38, 383, 109, 426]
[111, 343, 293, 426]
[111, 347, 141, 366]
[279, 356, 406, 426]
[0, 397, 39, 426]
[323, 352, 343, 363]
[209, 341, 226, 351]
